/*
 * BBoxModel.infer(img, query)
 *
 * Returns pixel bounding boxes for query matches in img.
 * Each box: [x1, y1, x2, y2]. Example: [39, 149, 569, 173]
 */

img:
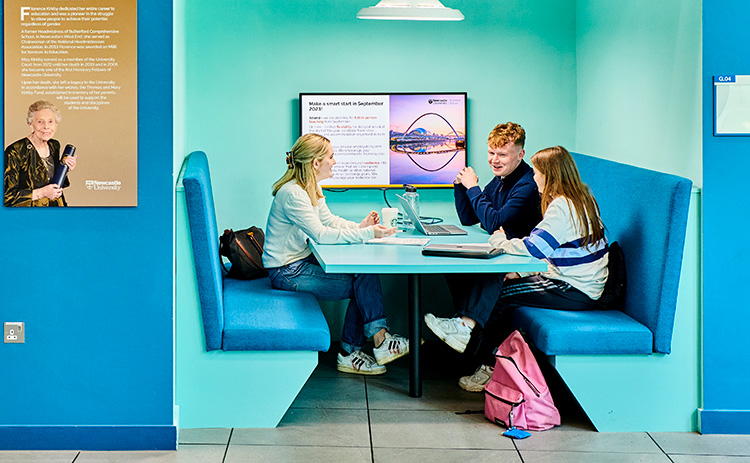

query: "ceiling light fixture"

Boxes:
[357, 0, 464, 21]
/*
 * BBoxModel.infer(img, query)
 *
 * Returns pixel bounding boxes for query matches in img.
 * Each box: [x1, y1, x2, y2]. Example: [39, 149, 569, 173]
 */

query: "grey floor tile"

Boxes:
[651, 432, 750, 456]
[671, 456, 750, 463]
[75, 445, 225, 463]
[225, 445, 372, 463]
[368, 356, 410, 379]
[290, 376, 367, 409]
[230, 408, 370, 448]
[177, 428, 231, 444]
[373, 447, 521, 462]
[369, 409, 515, 450]
[555, 414, 598, 432]
[170, 445, 227, 463]
[514, 430, 662, 454]
[0, 452, 79, 463]
[310, 352, 351, 379]
[519, 450, 672, 463]
[310, 363, 352, 378]
[366, 378, 485, 412]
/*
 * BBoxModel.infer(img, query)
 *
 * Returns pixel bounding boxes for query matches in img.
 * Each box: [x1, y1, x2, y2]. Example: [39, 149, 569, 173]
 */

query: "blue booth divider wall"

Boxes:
[176, 151, 331, 428]
[548, 192, 701, 432]
[512, 153, 701, 432]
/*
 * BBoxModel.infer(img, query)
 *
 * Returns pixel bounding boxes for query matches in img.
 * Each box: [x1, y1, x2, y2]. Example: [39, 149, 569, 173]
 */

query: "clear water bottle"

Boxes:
[402, 184, 420, 230]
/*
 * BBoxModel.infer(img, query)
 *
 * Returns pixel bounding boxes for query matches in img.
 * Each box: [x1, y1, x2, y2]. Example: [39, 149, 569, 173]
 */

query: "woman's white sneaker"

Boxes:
[337, 350, 386, 375]
[424, 313, 472, 353]
[373, 333, 409, 365]
[458, 364, 494, 392]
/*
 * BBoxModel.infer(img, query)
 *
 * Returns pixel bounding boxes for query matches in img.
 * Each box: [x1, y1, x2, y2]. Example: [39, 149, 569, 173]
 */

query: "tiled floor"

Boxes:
[3, 343, 750, 463]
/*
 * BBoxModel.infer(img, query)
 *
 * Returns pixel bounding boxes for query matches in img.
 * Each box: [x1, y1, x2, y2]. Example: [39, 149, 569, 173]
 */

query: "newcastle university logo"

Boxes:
[86, 180, 122, 191]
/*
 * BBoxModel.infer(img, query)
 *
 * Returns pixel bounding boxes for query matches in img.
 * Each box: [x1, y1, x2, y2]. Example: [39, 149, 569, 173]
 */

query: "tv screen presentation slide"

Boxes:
[300, 93, 467, 188]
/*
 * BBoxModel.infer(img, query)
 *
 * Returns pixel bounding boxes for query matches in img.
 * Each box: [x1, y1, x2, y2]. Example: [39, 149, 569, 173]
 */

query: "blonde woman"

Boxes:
[427, 146, 609, 391]
[263, 133, 409, 375]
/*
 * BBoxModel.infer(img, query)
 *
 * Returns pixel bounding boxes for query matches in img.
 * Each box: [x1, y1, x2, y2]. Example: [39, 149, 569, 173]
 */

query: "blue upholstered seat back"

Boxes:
[572, 153, 692, 354]
[182, 151, 224, 351]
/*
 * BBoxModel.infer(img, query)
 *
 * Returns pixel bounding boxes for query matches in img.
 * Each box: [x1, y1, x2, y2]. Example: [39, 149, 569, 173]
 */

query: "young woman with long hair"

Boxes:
[263, 133, 409, 375]
[429, 146, 609, 391]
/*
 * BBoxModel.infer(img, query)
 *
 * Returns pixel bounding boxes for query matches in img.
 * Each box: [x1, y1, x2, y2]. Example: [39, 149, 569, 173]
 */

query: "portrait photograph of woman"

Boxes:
[3, 100, 78, 207]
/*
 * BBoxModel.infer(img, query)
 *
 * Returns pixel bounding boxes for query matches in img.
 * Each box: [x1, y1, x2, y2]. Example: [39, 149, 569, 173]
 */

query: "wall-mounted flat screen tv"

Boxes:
[300, 93, 467, 189]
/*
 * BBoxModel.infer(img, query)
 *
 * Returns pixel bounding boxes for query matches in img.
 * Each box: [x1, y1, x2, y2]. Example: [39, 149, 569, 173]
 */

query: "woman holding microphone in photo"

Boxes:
[263, 133, 410, 375]
[4, 100, 77, 207]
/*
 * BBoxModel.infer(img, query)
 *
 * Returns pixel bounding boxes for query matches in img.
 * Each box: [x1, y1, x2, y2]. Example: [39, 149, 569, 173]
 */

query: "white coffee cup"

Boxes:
[381, 207, 399, 229]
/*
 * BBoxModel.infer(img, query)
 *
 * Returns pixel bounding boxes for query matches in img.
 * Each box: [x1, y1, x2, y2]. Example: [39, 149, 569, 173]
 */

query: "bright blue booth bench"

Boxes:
[182, 151, 330, 352]
[510, 153, 695, 431]
[176, 151, 330, 427]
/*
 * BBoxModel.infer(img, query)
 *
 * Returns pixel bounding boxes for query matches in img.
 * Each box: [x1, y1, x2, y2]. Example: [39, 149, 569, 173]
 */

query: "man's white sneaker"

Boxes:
[424, 313, 472, 353]
[459, 364, 494, 392]
[337, 350, 386, 375]
[373, 333, 409, 365]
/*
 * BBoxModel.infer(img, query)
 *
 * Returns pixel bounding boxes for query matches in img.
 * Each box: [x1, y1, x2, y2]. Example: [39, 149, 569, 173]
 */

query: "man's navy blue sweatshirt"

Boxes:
[453, 160, 542, 239]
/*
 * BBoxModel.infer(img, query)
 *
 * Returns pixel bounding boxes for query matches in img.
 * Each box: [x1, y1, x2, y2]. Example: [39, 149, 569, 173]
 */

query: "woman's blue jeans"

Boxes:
[268, 254, 389, 354]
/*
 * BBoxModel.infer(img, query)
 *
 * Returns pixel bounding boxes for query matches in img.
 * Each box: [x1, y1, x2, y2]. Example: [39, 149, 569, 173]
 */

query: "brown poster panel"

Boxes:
[3, 0, 137, 207]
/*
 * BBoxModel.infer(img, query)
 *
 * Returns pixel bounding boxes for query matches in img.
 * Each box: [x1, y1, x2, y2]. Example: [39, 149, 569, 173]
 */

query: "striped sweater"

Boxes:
[488, 196, 609, 300]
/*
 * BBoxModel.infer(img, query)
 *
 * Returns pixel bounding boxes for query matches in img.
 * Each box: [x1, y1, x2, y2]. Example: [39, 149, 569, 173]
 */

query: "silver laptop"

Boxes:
[422, 243, 504, 259]
[396, 194, 467, 236]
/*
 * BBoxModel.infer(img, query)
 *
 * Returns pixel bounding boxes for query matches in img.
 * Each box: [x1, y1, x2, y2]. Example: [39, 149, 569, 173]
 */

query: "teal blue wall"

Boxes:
[176, 0, 703, 226]
[177, 0, 577, 230]
[574, 0, 702, 186]
[0, 2, 175, 450]
[701, 0, 750, 434]
[570, 0, 703, 432]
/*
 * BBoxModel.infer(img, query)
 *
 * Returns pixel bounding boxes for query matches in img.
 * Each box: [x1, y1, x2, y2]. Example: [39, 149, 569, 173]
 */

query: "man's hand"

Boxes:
[455, 166, 479, 189]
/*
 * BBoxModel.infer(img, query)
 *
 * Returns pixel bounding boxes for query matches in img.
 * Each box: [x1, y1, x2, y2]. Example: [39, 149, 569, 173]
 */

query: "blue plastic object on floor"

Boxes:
[502, 427, 531, 439]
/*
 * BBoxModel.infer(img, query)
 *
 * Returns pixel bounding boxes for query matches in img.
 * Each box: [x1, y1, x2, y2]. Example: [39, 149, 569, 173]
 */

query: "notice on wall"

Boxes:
[714, 75, 750, 136]
[3, 0, 137, 207]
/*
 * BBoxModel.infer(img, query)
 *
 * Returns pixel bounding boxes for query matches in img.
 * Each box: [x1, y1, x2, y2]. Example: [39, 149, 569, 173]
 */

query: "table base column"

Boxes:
[408, 274, 421, 398]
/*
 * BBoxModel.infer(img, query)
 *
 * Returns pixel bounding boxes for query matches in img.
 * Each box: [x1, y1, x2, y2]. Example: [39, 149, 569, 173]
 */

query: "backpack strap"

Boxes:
[219, 229, 232, 274]
[236, 232, 263, 270]
[246, 231, 265, 260]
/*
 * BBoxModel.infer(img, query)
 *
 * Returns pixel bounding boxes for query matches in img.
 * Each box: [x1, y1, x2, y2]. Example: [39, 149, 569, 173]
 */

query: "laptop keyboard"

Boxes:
[424, 224, 453, 234]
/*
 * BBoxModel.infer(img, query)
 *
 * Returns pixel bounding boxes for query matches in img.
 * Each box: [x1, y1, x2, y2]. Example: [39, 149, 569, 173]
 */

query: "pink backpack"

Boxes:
[484, 330, 560, 431]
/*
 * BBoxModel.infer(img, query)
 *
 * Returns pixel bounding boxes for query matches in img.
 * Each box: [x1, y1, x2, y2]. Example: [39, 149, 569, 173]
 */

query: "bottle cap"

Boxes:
[404, 184, 417, 192]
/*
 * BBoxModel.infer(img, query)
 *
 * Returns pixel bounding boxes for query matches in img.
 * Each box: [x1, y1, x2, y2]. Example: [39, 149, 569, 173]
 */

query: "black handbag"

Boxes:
[219, 226, 268, 280]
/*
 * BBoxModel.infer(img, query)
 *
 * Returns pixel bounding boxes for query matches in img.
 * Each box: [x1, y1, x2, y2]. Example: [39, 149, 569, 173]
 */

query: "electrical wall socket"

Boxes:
[4, 322, 24, 343]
